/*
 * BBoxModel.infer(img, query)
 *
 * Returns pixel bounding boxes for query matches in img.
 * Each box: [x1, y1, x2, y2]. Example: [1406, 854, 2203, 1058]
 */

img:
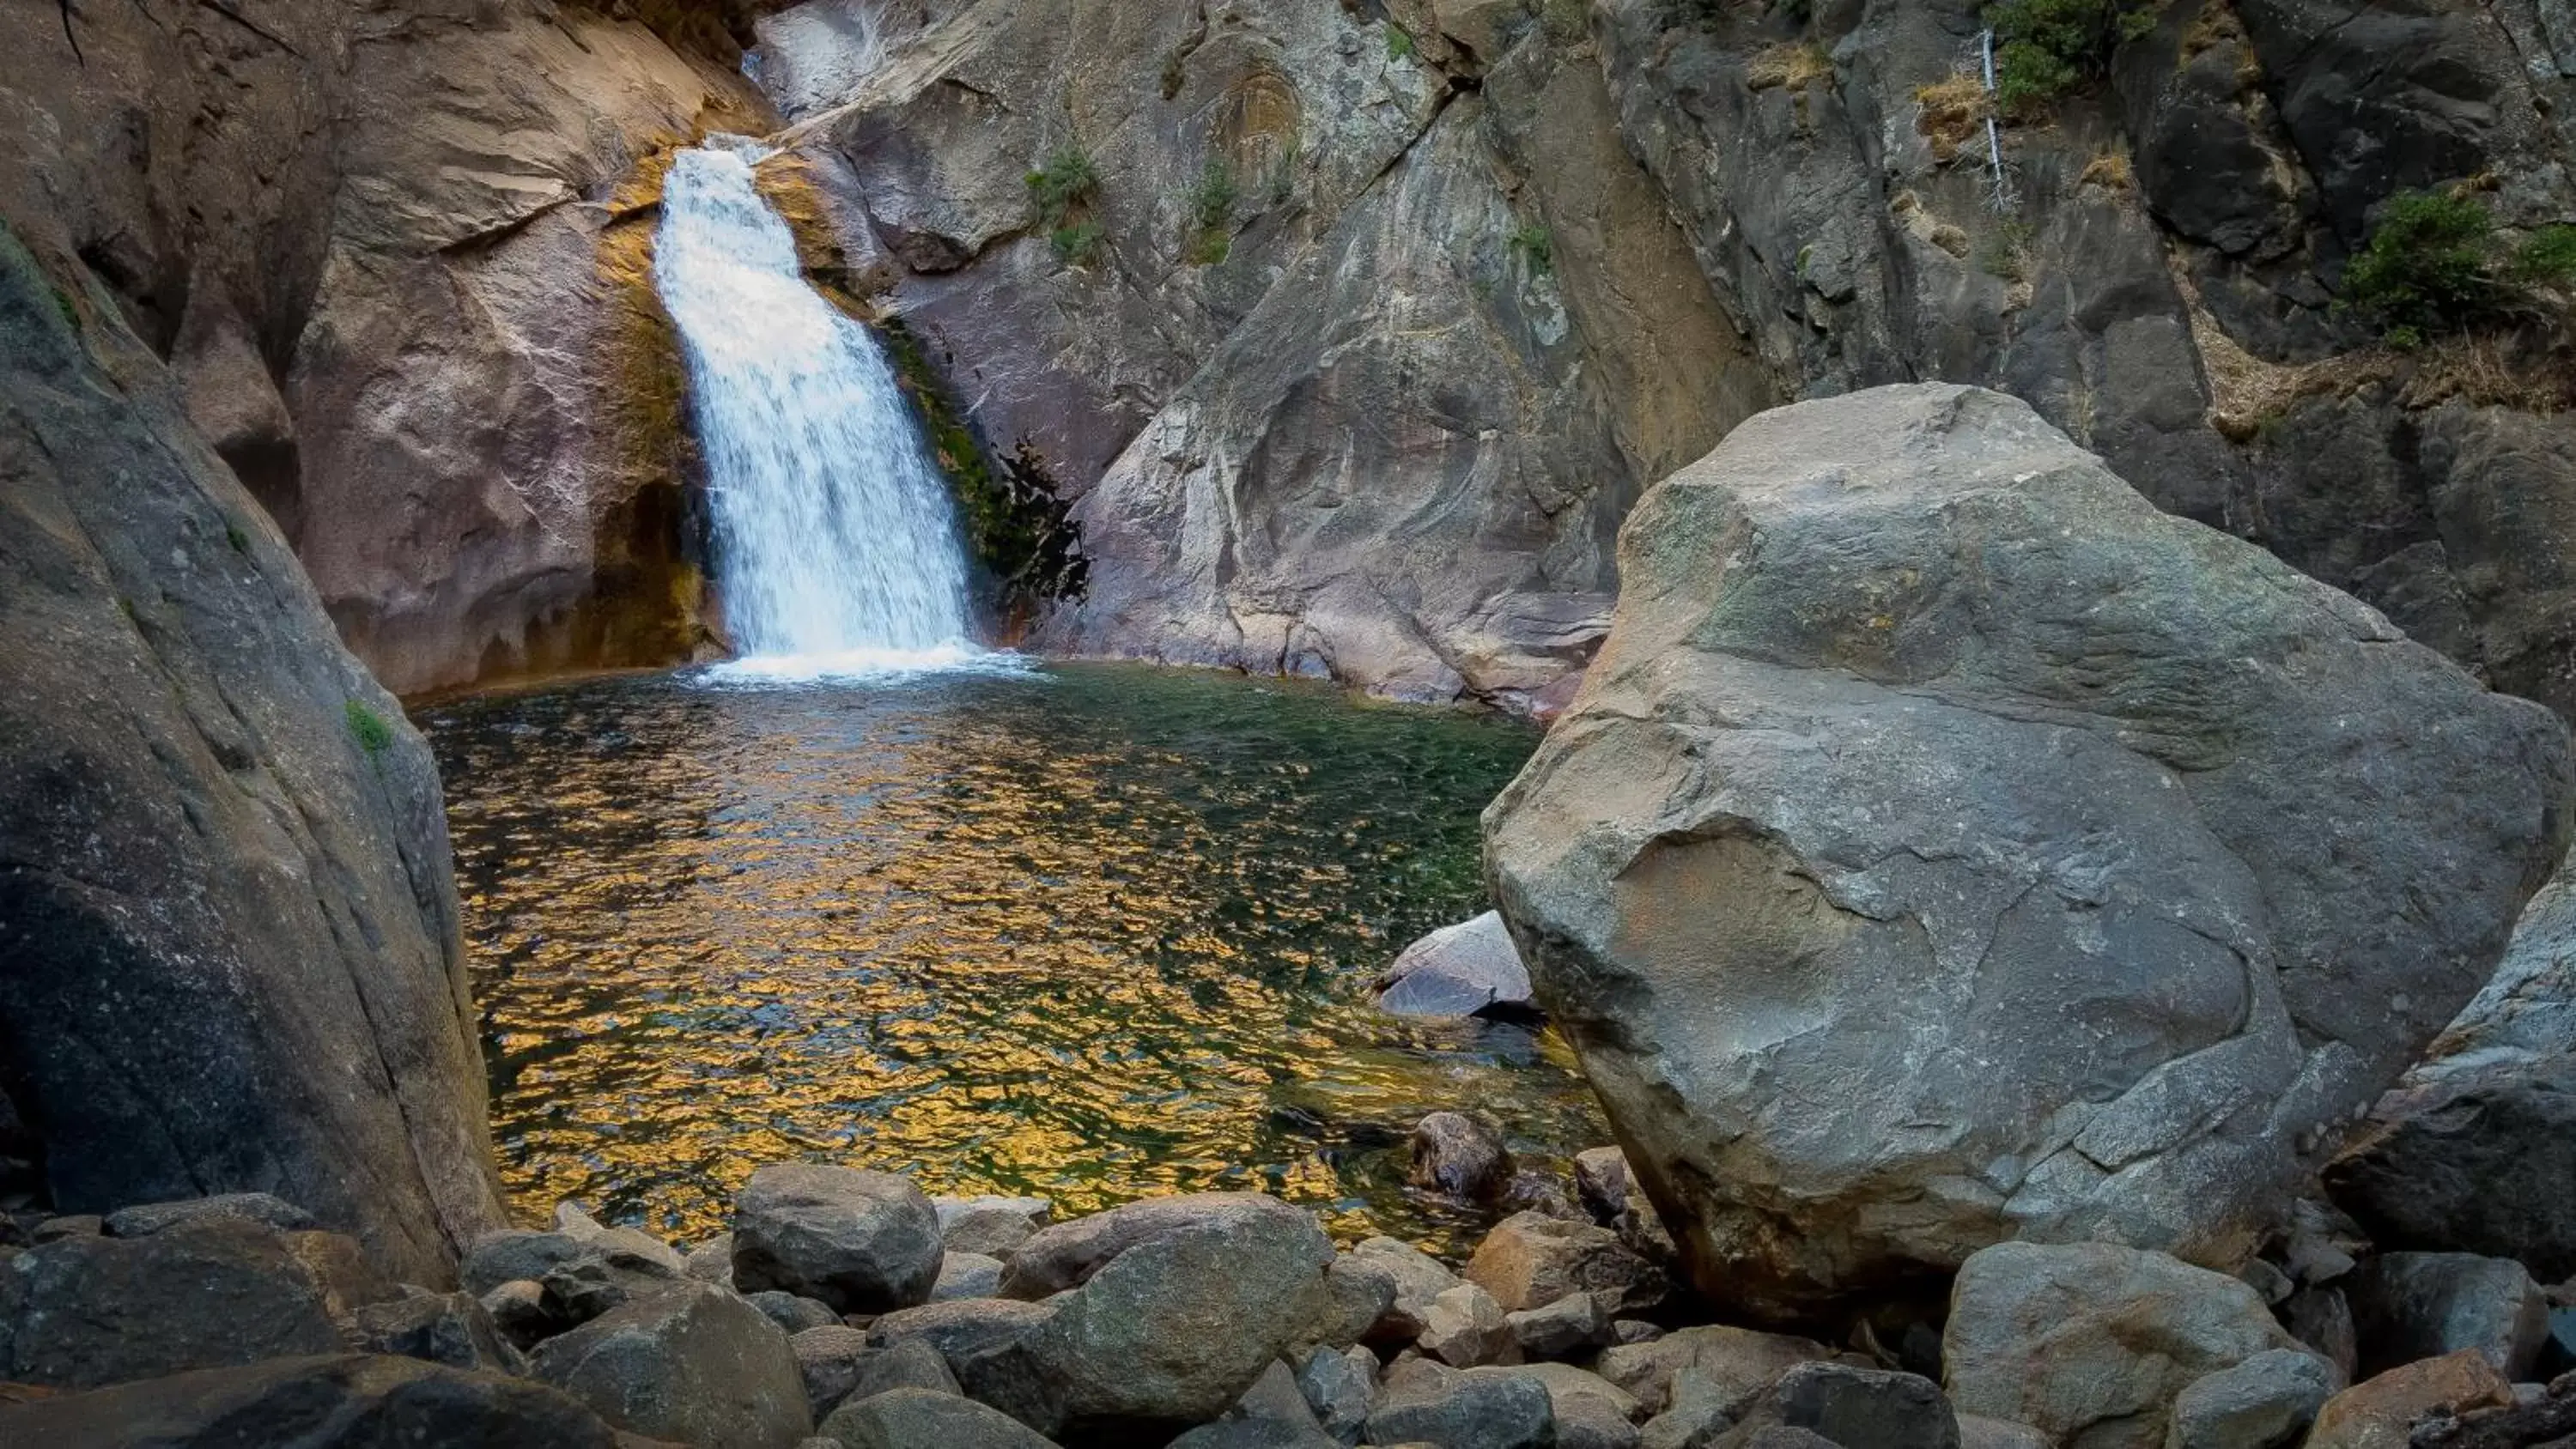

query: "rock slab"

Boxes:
[1485, 384, 2574, 1314]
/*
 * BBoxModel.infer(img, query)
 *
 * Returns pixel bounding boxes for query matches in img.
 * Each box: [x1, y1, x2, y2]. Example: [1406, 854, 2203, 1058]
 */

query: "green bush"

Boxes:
[1182, 159, 1237, 265]
[1051, 221, 1105, 266]
[2341, 190, 2575, 342]
[1386, 22, 1417, 61]
[1186, 159, 1238, 233]
[1026, 145, 1100, 231]
[345, 699, 395, 759]
[1986, 0, 2163, 112]
[1509, 222, 1554, 277]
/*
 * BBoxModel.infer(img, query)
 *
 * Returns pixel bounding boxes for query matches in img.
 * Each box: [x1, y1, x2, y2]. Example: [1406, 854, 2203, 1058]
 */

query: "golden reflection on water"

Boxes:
[424, 663, 1604, 1252]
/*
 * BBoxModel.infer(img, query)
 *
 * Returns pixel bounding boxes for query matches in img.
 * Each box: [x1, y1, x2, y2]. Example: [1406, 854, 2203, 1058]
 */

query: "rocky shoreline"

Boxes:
[9, 1128, 2576, 1449]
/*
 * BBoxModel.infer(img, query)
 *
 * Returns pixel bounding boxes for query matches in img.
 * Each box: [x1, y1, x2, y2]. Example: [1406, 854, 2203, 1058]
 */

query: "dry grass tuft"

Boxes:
[2077, 149, 2135, 193]
[1747, 43, 1834, 93]
[1913, 74, 1990, 163]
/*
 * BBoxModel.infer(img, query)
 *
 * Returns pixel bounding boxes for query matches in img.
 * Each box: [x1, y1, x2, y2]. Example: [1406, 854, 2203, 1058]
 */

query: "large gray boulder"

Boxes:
[1364, 1360, 1558, 1449]
[733, 1164, 944, 1315]
[0, 221, 507, 1283]
[2329, 872, 2576, 1279]
[2341, 1252, 2550, 1380]
[1029, 1193, 1338, 1439]
[0, 1353, 622, 1448]
[1485, 385, 2573, 1315]
[1943, 1241, 2312, 1449]
[1001, 1191, 1303, 1299]
[529, 1283, 813, 1449]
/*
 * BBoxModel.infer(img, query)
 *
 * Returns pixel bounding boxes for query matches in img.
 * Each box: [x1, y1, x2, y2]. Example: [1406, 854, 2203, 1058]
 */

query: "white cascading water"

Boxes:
[654, 142, 980, 676]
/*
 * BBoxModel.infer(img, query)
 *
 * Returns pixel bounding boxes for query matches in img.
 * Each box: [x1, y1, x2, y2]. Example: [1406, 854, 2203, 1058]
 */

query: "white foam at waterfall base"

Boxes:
[655, 143, 996, 683]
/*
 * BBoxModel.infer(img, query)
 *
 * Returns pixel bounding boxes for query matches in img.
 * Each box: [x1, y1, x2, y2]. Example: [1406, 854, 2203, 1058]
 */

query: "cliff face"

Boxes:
[767, 0, 1771, 708]
[1593, 0, 2576, 720]
[0, 0, 787, 1277]
[0, 132, 505, 1296]
[6, 0, 767, 703]
[750, 0, 2576, 716]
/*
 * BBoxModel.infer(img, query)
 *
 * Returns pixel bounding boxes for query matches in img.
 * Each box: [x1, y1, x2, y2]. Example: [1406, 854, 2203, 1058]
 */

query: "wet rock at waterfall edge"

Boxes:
[733, 1164, 944, 1316]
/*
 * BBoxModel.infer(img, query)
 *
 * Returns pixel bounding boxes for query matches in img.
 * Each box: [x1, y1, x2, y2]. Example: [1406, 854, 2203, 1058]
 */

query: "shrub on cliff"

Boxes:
[2343, 189, 2576, 347]
[1986, 0, 2163, 112]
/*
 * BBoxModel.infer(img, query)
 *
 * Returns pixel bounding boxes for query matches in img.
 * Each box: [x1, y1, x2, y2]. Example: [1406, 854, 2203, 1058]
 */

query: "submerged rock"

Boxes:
[1486, 384, 2573, 1315]
[733, 1164, 944, 1315]
[1409, 1113, 1515, 1202]
[1374, 912, 1537, 1019]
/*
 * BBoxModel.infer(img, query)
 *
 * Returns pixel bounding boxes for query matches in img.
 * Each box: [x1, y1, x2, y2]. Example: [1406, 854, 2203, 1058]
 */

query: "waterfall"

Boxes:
[654, 142, 980, 676]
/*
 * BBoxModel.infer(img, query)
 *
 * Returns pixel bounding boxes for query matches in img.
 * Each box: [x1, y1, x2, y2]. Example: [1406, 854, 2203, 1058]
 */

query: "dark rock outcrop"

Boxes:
[0, 1217, 398, 1390]
[0, 1353, 623, 1449]
[1485, 385, 2572, 1315]
[0, 209, 506, 1281]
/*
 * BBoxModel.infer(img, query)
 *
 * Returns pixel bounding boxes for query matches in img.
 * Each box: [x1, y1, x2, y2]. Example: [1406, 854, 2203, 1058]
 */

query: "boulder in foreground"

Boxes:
[1485, 384, 2573, 1315]
[0, 1353, 618, 1447]
[732, 1163, 943, 1315]
[1942, 1241, 2312, 1449]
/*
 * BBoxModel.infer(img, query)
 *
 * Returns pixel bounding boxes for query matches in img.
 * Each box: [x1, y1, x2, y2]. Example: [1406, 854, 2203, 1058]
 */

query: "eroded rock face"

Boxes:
[0, 201, 507, 1280]
[761, 0, 1763, 706]
[1485, 385, 2573, 1316]
[288, 7, 763, 696]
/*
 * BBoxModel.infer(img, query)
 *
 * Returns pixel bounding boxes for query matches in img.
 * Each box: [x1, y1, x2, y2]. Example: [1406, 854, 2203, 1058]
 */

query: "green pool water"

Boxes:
[422, 660, 1605, 1253]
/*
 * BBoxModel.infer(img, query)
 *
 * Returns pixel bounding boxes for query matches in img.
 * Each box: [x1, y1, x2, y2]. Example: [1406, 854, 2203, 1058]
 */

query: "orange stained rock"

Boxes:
[2306, 1349, 2514, 1449]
